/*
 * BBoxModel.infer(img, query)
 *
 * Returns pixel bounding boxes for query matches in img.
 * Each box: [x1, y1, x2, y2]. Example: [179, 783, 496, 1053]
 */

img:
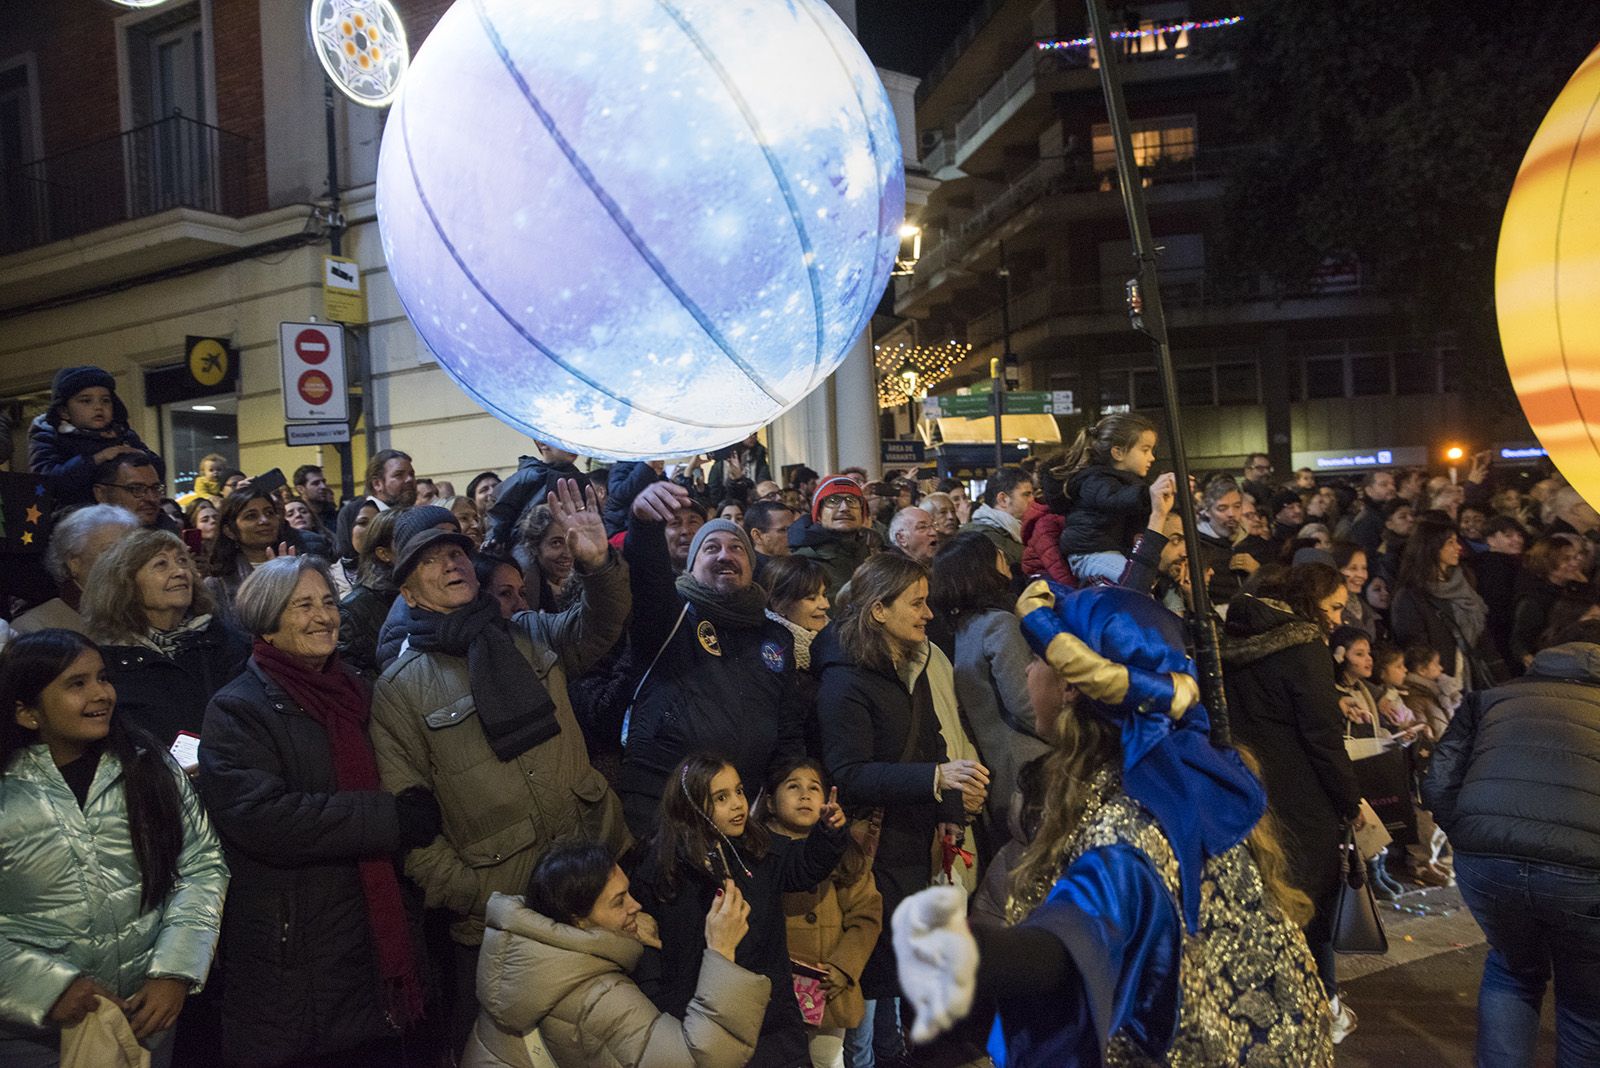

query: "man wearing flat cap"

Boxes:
[369, 479, 630, 1046]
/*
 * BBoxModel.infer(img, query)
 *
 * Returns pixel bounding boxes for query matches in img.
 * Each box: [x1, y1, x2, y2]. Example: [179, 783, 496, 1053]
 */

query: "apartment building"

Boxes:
[888, 0, 1470, 473]
[0, 0, 913, 495]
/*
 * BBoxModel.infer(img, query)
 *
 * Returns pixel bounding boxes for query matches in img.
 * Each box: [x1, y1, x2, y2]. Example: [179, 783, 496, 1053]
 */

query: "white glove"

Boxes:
[892, 885, 977, 1043]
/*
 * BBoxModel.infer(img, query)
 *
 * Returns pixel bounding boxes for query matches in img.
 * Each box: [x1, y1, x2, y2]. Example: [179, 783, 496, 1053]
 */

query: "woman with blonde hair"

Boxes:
[81, 528, 249, 747]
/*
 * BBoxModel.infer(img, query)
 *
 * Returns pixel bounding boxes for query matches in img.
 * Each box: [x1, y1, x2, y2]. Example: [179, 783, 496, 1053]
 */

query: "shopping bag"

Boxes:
[1351, 745, 1419, 846]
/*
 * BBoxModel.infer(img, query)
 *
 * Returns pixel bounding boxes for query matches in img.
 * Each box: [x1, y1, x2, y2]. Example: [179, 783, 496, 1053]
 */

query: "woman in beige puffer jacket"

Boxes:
[462, 840, 770, 1068]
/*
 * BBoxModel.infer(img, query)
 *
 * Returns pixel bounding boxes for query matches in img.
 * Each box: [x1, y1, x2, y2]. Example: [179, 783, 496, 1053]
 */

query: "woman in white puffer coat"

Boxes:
[463, 839, 768, 1068]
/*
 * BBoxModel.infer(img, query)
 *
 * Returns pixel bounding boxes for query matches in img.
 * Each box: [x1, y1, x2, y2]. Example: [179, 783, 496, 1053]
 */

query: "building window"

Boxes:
[1131, 369, 1161, 409]
[1349, 354, 1392, 397]
[1099, 369, 1131, 410]
[1175, 366, 1214, 406]
[1303, 357, 1345, 400]
[1092, 115, 1198, 173]
[1215, 362, 1259, 404]
[1394, 350, 1437, 395]
[0, 58, 42, 252]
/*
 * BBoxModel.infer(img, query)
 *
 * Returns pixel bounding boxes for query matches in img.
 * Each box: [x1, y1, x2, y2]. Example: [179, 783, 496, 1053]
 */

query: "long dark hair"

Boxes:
[1056, 413, 1156, 483]
[0, 630, 184, 911]
[752, 756, 868, 885]
[929, 531, 1014, 622]
[1258, 562, 1345, 635]
[207, 487, 288, 579]
[525, 838, 616, 927]
[651, 753, 769, 898]
[1396, 517, 1461, 592]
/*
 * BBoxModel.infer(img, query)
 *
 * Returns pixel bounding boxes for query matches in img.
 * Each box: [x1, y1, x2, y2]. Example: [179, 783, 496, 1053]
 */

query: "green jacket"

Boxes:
[371, 553, 633, 945]
[0, 746, 228, 1035]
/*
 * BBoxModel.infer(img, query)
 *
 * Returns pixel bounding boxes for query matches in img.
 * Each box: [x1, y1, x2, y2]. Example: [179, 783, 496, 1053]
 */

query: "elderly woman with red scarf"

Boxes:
[196, 556, 442, 1068]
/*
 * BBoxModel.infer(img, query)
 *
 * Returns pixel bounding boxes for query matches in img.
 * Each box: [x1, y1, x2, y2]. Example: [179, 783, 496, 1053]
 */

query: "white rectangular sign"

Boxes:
[279, 321, 349, 422]
[284, 421, 352, 447]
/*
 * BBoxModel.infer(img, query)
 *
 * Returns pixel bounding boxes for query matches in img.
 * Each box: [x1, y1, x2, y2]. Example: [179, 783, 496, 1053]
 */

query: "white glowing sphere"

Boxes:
[376, 0, 905, 460]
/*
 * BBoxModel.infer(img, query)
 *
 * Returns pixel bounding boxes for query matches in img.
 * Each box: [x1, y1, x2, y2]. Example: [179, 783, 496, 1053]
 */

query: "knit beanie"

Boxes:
[810, 474, 866, 521]
[393, 505, 460, 550]
[687, 518, 755, 569]
[52, 366, 117, 406]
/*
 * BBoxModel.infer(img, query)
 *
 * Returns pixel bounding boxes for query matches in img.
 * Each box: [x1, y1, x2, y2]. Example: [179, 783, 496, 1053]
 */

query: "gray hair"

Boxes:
[233, 555, 337, 638]
[889, 507, 933, 542]
[46, 504, 141, 585]
[1202, 476, 1242, 511]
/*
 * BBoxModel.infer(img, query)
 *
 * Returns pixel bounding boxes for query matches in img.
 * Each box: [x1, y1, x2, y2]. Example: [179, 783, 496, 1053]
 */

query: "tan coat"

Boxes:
[779, 864, 882, 1029]
[461, 894, 770, 1068]
[371, 556, 632, 944]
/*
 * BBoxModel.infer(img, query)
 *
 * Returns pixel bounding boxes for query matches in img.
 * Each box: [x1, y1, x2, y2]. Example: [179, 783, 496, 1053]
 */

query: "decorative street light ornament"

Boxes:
[375, 0, 905, 460]
[105, 1, 175, 8]
[1496, 40, 1600, 506]
[310, 0, 409, 108]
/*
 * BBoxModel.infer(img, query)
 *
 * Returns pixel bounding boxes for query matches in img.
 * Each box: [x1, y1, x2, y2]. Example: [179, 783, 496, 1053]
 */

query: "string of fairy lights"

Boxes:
[875, 340, 973, 409]
[1035, 15, 1242, 52]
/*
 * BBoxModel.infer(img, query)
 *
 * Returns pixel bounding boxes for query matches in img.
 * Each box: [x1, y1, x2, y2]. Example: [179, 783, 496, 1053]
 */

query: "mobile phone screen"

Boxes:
[169, 731, 201, 771]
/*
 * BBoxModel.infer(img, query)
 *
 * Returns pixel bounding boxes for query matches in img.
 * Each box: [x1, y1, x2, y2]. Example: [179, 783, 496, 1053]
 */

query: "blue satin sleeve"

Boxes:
[992, 843, 1181, 1067]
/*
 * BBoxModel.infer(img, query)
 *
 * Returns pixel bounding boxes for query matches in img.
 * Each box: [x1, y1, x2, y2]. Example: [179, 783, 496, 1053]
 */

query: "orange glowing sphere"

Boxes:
[1497, 42, 1600, 503]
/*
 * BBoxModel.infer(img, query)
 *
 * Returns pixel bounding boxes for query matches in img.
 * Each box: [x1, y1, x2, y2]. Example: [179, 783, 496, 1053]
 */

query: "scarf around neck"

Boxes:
[405, 592, 558, 761]
[139, 613, 214, 658]
[676, 574, 769, 629]
[972, 503, 1022, 543]
[250, 640, 423, 1024]
[1429, 566, 1488, 646]
[764, 609, 817, 670]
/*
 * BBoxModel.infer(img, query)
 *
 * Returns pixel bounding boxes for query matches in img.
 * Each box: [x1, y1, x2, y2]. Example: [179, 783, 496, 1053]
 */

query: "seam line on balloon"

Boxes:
[471, 0, 790, 407]
[654, 0, 828, 389]
[397, 98, 748, 432]
[1549, 77, 1600, 462]
[792, 0, 893, 389]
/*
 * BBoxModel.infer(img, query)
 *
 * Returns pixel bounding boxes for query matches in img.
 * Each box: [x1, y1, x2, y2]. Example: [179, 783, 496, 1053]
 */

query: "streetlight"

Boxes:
[894, 224, 923, 276]
[1445, 444, 1466, 484]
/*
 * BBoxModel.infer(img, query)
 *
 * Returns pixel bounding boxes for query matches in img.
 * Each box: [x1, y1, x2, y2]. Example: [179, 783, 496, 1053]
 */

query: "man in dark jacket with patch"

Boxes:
[1422, 619, 1600, 1068]
[619, 479, 807, 836]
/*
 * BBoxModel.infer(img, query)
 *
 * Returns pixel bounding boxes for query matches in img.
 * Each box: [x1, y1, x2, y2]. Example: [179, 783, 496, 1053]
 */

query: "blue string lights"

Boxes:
[1036, 15, 1243, 52]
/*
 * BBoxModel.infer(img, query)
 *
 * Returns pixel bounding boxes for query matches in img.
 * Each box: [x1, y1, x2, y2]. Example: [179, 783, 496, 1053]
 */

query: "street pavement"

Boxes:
[1334, 885, 1558, 1066]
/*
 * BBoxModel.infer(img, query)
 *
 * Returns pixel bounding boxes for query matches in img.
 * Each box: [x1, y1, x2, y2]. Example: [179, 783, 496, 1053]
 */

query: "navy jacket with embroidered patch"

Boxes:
[617, 519, 807, 838]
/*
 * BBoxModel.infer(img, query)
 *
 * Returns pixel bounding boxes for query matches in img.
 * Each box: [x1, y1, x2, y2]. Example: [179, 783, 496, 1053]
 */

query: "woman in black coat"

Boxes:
[80, 528, 249, 747]
[812, 554, 986, 999]
[1391, 518, 1493, 690]
[198, 557, 440, 1068]
[1220, 563, 1363, 1015]
[337, 509, 402, 679]
[1508, 536, 1588, 668]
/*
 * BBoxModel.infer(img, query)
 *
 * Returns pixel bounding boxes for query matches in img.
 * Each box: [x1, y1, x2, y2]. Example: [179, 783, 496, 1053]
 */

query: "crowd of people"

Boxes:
[1, 367, 1597, 1067]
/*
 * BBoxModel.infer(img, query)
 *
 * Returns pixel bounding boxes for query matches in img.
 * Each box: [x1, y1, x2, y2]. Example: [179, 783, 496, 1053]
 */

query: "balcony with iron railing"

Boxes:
[0, 113, 251, 255]
[899, 143, 1249, 305]
[934, 18, 1238, 175]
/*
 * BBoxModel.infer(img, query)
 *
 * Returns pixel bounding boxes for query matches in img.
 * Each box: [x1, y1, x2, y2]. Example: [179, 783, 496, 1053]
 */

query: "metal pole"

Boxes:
[323, 78, 356, 503]
[1084, 0, 1230, 745]
[994, 241, 1013, 476]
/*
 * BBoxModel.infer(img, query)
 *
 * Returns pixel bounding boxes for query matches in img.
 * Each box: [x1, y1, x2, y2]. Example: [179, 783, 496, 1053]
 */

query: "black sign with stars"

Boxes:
[0, 472, 52, 554]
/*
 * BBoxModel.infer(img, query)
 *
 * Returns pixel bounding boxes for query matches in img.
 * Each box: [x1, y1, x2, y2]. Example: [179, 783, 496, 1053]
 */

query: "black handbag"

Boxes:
[1332, 829, 1389, 955]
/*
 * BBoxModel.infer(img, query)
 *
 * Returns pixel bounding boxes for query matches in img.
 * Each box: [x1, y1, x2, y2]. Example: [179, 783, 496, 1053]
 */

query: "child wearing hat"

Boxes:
[28, 365, 164, 504]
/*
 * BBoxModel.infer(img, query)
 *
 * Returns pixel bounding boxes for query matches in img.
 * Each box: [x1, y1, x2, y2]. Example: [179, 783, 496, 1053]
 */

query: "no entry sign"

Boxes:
[279, 321, 349, 422]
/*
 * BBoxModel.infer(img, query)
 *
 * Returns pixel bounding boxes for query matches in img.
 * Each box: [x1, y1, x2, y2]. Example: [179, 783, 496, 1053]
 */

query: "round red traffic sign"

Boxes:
[297, 370, 333, 405]
[294, 328, 331, 364]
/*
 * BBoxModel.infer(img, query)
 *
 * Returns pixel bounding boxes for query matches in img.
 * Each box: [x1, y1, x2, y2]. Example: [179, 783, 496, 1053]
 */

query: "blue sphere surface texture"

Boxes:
[376, 0, 905, 460]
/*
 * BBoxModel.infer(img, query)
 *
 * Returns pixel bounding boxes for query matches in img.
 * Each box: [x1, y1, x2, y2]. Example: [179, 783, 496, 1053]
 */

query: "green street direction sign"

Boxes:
[924, 390, 1075, 418]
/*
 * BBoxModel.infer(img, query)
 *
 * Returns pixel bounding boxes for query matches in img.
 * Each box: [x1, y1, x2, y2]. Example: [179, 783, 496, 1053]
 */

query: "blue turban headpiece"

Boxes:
[1016, 580, 1267, 932]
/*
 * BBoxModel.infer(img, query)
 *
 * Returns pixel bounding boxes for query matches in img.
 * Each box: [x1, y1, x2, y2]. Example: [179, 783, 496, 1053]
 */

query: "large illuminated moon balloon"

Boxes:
[1497, 41, 1600, 502]
[376, 0, 904, 460]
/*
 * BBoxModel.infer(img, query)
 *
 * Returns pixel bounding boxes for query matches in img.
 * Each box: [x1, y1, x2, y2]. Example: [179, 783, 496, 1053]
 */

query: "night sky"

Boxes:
[856, 0, 985, 78]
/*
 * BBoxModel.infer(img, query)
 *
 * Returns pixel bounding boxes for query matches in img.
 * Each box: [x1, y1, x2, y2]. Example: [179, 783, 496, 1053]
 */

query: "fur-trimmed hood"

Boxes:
[1220, 594, 1324, 666]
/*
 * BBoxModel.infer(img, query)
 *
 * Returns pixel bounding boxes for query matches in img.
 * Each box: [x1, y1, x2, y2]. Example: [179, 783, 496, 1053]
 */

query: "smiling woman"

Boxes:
[79, 529, 249, 747]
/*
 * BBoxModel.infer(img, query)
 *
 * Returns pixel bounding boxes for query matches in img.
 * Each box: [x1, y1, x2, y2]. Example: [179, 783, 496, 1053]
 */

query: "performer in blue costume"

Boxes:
[893, 581, 1333, 1067]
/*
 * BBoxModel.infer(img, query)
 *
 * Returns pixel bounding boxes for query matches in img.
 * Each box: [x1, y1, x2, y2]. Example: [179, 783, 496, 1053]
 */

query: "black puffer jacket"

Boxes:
[100, 616, 250, 745]
[485, 455, 587, 547]
[603, 461, 666, 536]
[1220, 595, 1361, 903]
[813, 628, 964, 997]
[338, 579, 398, 679]
[1058, 465, 1149, 557]
[1423, 642, 1600, 871]
[198, 661, 412, 1067]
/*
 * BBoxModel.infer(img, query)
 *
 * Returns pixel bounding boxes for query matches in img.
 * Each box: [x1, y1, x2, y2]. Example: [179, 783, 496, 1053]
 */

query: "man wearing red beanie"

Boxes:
[788, 474, 872, 600]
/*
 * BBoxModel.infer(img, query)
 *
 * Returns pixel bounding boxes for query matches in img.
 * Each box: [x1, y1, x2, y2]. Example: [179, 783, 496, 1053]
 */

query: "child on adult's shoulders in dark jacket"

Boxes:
[629, 753, 849, 1068]
[28, 365, 163, 505]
